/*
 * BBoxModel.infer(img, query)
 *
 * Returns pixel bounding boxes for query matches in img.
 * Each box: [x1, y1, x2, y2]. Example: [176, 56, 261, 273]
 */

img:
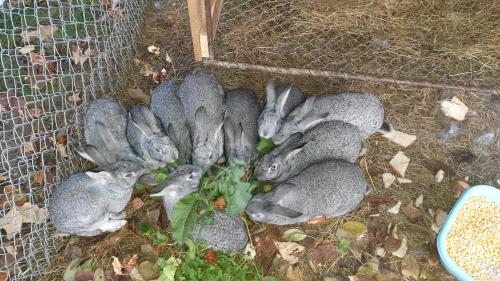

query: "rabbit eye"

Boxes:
[187, 174, 194, 180]
[125, 172, 134, 178]
[270, 164, 277, 171]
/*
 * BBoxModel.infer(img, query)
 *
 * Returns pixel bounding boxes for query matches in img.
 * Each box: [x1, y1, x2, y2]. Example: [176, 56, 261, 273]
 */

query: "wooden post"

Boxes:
[187, 0, 210, 61]
[210, 0, 223, 40]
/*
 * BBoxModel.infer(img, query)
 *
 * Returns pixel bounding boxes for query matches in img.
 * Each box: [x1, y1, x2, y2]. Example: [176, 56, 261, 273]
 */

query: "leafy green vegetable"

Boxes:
[155, 172, 168, 184]
[256, 137, 277, 155]
[172, 193, 206, 243]
[337, 239, 351, 253]
[282, 229, 307, 242]
[157, 257, 182, 281]
[134, 183, 147, 191]
[139, 222, 155, 236]
[154, 231, 168, 245]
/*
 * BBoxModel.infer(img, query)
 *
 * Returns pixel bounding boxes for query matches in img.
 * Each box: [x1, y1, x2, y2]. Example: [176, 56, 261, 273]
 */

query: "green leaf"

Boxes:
[282, 229, 307, 242]
[79, 259, 95, 271]
[157, 257, 182, 281]
[63, 258, 82, 281]
[154, 231, 168, 245]
[224, 183, 253, 216]
[139, 222, 154, 236]
[172, 193, 203, 242]
[186, 239, 197, 261]
[134, 183, 147, 191]
[337, 239, 351, 253]
[155, 172, 168, 184]
[256, 137, 276, 154]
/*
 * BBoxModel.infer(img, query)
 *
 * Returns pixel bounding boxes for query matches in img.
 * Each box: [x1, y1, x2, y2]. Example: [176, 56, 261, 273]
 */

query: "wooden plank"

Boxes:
[187, 0, 209, 61]
[204, 0, 213, 42]
[210, 0, 223, 40]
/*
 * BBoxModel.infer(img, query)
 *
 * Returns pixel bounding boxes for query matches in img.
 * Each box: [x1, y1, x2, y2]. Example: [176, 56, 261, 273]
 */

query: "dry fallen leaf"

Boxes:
[68, 93, 81, 104]
[282, 228, 307, 242]
[382, 173, 396, 188]
[392, 237, 408, 258]
[72, 46, 91, 65]
[275, 242, 305, 265]
[401, 254, 420, 280]
[451, 180, 470, 198]
[396, 177, 412, 184]
[111, 256, 123, 275]
[18, 202, 49, 223]
[440, 96, 468, 121]
[127, 88, 150, 104]
[0, 209, 23, 239]
[384, 236, 401, 254]
[435, 169, 445, 183]
[401, 202, 422, 219]
[431, 209, 448, 233]
[21, 25, 58, 43]
[74, 269, 94, 281]
[286, 264, 303, 281]
[18, 46, 35, 54]
[33, 171, 45, 186]
[340, 221, 367, 238]
[153, 69, 167, 84]
[213, 196, 226, 209]
[387, 201, 401, 214]
[381, 128, 417, 148]
[147, 45, 161, 55]
[28, 107, 42, 118]
[0, 271, 7, 281]
[367, 195, 394, 206]
[0, 176, 7, 182]
[243, 243, 256, 261]
[307, 216, 326, 225]
[309, 243, 338, 266]
[389, 151, 410, 178]
[415, 194, 423, 208]
[165, 51, 172, 63]
[130, 198, 144, 210]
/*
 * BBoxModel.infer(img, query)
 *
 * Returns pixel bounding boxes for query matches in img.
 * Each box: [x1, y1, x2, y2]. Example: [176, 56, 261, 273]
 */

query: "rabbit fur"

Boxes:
[246, 160, 368, 225]
[150, 80, 192, 163]
[49, 160, 145, 236]
[254, 121, 363, 182]
[258, 81, 305, 139]
[177, 70, 225, 171]
[272, 92, 384, 144]
[126, 104, 179, 168]
[224, 89, 262, 165]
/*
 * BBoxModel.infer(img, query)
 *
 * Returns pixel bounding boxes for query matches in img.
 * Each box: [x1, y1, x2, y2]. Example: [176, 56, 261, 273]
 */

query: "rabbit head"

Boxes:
[245, 192, 305, 224]
[150, 165, 203, 198]
[258, 81, 293, 139]
[192, 107, 224, 171]
[225, 117, 254, 164]
[145, 135, 179, 164]
[272, 97, 329, 144]
[86, 160, 145, 189]
[254, 133, 304, 181]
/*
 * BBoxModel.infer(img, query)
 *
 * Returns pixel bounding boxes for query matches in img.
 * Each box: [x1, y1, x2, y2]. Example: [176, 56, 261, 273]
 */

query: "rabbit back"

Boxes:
[151, 80, 192, 162]
[193, 211, 248, 253]
[224, 89, 262, 164]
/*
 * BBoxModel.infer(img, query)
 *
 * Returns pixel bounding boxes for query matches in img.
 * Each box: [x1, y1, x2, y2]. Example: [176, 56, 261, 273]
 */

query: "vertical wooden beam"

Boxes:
[187, 0, 209, 61]
[210, 0, 223, 40]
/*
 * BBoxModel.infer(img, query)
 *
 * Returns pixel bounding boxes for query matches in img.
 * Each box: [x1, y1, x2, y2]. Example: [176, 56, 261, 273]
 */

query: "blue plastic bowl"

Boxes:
[436, 184, 500, 281]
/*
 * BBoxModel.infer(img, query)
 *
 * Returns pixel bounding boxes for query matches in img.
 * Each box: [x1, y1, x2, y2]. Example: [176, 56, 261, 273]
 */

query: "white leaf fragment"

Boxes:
[147, 45, 161, 55]
[274, 242, 305, 265]
[389, 151, 410, 178]
[440, 96, 468, 121]
[397, 177, 412, 184]
[392, 237, 408, 258]
[435, 169, 445, 183]
[387, 201, 402, 214]
[415, 194, 423, 208]
[381, 128, 417, 148]
[382, 173, 396, 188]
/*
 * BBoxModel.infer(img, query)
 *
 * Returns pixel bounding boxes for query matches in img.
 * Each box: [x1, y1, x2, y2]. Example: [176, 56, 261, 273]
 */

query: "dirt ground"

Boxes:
[44, 0, 499, 280]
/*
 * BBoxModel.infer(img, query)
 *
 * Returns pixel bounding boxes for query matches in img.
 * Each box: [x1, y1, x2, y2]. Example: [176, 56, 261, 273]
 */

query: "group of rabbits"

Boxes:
[48, 69, 388, 253]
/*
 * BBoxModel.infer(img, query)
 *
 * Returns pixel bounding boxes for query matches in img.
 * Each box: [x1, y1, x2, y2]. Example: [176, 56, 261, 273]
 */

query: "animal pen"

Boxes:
[1, 0, 499, 280]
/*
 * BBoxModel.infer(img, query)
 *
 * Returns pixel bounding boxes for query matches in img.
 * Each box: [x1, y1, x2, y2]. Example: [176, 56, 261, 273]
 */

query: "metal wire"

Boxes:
[0, 0, 145, 279]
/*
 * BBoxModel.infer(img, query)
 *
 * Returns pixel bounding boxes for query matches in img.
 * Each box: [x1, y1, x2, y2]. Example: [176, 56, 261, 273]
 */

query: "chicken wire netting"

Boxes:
[0, 0, 145, 279]
[211, 0, 500, 90]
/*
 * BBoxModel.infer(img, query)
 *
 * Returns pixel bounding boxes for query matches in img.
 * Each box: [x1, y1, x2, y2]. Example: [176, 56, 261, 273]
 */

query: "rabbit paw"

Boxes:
[100, 219, 127, 232]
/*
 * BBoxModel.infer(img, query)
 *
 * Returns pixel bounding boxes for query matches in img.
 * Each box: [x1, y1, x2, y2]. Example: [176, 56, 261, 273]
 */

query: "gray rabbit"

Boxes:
[78, 97, 143, 166]
[150, 165, 248, 252]
[224, 89, 262, 165]
[126, 104, 179, 168]
[150, 80, 192, 163]
[254, 121, 363, 183]
[177, 70, 225, 171]
[272, 92, 385, 144]
[246, 160, 368, 225]
[258, 80, 305, 139]
[49, 160, 145, 236]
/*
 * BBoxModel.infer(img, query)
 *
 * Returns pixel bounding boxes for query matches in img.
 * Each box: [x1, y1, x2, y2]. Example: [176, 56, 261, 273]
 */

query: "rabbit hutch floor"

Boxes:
[43, 1, 499, 280]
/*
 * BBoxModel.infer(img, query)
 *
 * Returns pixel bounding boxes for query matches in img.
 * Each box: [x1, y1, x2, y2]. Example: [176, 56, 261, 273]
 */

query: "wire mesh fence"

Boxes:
[211, 0, 499, 91]
[0, 0, 145, 279]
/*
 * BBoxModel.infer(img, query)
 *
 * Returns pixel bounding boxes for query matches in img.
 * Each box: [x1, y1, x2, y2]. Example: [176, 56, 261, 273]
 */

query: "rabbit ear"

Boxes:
[214, 119, 224, 137]
[283, 146, 304, 162]
[137, 105, 164, 135]
[128, 112, 148, 136]
[276, 86, 292, 115]
[149, 184, 172, 197]
[194, 106, 208, 129]
[265, 80, 277, 108]
[298, 96, 317, 115]
[272, 132, 303, 155]
[301, 111, 329, 129]
[85, 170, 113, 181]
[76, 145, 110, 166]
[268, 204, 303, 218]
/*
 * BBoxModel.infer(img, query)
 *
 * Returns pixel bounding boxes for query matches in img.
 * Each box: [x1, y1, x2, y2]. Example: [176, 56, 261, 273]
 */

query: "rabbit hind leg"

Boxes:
[86, 214, 127, 234]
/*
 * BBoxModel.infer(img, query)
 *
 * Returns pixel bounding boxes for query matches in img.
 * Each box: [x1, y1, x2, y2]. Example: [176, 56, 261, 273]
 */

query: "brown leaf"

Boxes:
[21, 25, 58, 43]
[383, 236, 401, 254]
[0, 176, 7, 182]
[422, 159, 456, 177]
[389, 151, 410, 178]
[213, 196, 226, 209]
[401, 202, 422, 219]
[286, 264, 302, 281]
[367, 195, 394, 206]
[204, 249, 218, 265]
[127, 88, 150, 104]
[275, 242, 305, 264]
[130, 198, 144, 210]
[124, 255, 139, 273]
[309, 243, 338, 266]
[350, 237, 368, 261]
[307, 216, 326, 225]
[452, 150, 477, 164]
[450, 180, 470, 198]
[57, 134, 68, 145]
[28, 107, 42, 118]
[33, 171, 45, 186]
[67, 93, 81, 105]
[57, 143, 68, 158]
[75, 269, 94, 281]
[111, 256, 123, 275]
[0, 209, 23, 239]
[0, 271, 6, 281]
[255, 234, 278, 257]
[401, 255, 420, 280]
[71, 45, 91, 65]
[392, 237, 408, 258]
